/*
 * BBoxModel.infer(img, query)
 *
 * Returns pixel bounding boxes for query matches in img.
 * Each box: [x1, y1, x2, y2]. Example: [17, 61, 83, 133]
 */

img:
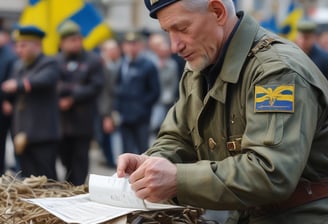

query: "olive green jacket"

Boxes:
[145, 13, 328, 223]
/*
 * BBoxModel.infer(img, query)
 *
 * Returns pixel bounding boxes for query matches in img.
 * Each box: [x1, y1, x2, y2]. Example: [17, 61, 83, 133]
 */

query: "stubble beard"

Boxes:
[186, 55, 210, 72]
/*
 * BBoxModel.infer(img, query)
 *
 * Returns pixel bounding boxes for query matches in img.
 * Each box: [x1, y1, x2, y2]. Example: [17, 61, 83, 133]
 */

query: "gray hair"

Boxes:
[181, 0, 236, 18]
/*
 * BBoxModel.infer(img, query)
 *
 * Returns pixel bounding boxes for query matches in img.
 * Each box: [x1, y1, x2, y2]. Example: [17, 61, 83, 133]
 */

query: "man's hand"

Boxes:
[103, 116, 115, 133]
[129, 157, 177, 203]
[2, 79, 18, 93]
[59, 97, 74, 111]
[117, 154, 178, 202]
[117, 153, 149, 178]
[2, 101, 13, 115]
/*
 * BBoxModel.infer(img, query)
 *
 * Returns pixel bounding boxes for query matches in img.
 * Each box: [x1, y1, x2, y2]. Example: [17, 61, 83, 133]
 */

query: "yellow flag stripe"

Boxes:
[83, 23, 112, 51]
[255, 85, 294, 103]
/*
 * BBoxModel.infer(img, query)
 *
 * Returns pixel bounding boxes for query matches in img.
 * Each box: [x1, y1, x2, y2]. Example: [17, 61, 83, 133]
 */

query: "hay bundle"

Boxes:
[0, 173, 87, 224]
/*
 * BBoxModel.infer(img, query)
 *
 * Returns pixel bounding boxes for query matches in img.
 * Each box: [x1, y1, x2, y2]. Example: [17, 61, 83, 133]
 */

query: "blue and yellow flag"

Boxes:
[279, 1, 303, 41]
[65, 3, 112, 52]
[19, 0, 112, 55]
[254, 85, 295, 113]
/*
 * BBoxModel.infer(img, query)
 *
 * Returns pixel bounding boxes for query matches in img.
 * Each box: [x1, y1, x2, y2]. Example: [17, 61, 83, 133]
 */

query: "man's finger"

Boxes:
[129, 164, 146, 184]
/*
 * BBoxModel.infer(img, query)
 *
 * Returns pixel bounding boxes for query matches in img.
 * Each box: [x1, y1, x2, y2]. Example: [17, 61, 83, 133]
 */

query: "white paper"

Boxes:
[89, 174, 146, 209]
[22, 174, 181, 224]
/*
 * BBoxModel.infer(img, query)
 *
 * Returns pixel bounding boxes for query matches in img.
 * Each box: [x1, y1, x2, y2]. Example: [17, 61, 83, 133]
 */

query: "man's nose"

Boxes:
[169, 33, 183, 54]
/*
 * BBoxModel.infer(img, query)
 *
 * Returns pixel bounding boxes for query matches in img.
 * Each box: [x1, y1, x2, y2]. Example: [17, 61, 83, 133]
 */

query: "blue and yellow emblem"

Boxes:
[254, 85, 295, 113]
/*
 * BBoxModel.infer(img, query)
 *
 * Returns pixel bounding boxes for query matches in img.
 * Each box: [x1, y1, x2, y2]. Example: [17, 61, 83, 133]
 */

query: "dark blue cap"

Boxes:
[13, 25, 46, 40]
[144, 0, 181, 19]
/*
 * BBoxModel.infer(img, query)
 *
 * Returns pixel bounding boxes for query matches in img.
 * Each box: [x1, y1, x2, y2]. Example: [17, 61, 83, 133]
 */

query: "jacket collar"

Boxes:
[206, 13, 260, 103]
[219, 12, 260, 84]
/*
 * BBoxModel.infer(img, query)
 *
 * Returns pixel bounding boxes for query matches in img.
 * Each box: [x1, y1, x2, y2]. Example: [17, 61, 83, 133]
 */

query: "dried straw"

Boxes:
[0, 172, 87, 224]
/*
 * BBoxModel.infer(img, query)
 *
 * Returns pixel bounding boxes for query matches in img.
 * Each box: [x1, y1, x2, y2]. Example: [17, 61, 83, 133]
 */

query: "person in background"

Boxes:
[146, 30, 185, 98]
[0, 27, 17, 174]
[294, 20, 328, 79]
[317, 26, 328, 52]
[148, 33, 179, 135]
[117, 0, 328, 223]
[56, 20, 104, 185]
[115, 31, 160, 155]
[97, 39, 122, 167]
[1, 25, 60, 180]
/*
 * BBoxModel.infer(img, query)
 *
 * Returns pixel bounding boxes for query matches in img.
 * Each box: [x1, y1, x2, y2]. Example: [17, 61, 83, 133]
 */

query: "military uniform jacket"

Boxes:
[57, 50, 104, 137]
[98, 59, 121, 118]
[0, 45, 16, 122]
[0, 45, 16, 104]
[10, 55, 60, 143]
[308, 44, 328, 79]
[145, 13, 328, 223]
[115, 54, 160, 124]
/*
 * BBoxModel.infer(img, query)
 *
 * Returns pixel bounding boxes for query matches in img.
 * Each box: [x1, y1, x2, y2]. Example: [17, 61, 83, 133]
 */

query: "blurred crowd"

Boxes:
[0, 14, 328, 186]
[0, 20, 184, 186]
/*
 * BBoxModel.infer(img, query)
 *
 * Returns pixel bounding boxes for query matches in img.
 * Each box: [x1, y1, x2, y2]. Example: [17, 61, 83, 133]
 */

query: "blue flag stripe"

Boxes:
[68, 3, 102, 37]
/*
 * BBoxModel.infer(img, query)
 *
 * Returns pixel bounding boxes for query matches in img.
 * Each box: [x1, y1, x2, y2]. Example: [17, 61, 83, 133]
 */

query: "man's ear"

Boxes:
[208, 0, 228, 26]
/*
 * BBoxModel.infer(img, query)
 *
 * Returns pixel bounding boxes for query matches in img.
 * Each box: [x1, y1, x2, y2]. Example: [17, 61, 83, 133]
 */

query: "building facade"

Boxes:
[0, 0, 327, 33]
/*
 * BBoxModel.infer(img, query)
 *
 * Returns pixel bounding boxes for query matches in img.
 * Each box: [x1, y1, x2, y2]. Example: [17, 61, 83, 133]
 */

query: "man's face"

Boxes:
[0, 32, 9, 47]
[294, 32, 316, 54]
[122, 41, 142, 60]
[157, 1, 222, 72]
[318, 31, 328, 51]
[15, 40, 39, 63]
[101, 44, 121, 62]
[60, 35, 83, 54]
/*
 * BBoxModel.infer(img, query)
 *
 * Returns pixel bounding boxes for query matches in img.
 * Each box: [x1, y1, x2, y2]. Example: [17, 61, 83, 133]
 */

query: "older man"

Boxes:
[117, 0, 328, 223]
[1, 25, 60, 179]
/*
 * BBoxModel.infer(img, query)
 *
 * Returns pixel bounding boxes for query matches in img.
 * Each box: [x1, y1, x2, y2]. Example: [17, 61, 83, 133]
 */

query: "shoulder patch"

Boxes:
[254, 85, 294, 113]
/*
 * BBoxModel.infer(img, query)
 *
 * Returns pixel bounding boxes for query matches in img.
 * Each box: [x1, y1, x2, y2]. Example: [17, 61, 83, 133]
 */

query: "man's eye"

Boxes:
[178, 27, 187, 32]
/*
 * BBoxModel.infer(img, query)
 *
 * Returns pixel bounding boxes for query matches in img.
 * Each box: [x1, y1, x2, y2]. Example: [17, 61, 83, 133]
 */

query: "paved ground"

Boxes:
[4, 134, 119, 181]
[85, 143, 117, 177]
[86, 131, 123, 178]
